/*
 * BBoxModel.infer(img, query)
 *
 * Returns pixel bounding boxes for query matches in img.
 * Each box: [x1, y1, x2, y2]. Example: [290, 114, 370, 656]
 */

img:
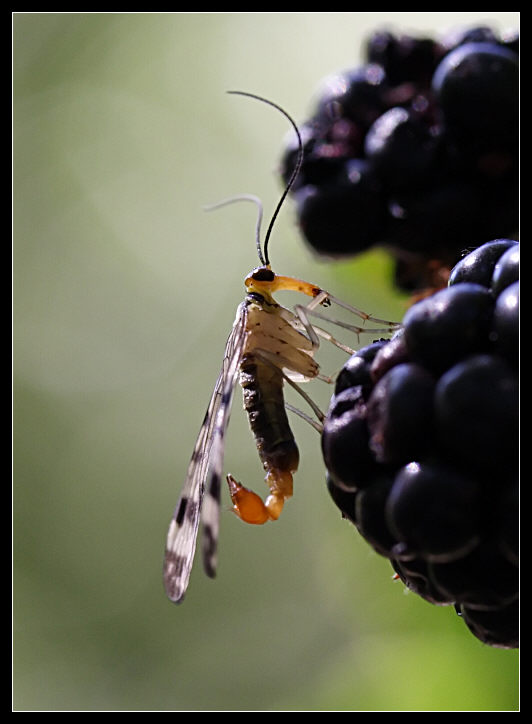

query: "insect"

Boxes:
[163, 91, 400, 603]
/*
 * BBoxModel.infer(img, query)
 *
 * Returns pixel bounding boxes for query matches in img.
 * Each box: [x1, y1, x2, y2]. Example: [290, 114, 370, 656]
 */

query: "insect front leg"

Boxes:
[294, 303, 357, 357]
[294, 291, 401, 355]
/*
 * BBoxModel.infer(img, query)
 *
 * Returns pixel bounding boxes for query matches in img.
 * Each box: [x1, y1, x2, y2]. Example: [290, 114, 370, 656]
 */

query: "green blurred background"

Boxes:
[14, 12, 519, 711]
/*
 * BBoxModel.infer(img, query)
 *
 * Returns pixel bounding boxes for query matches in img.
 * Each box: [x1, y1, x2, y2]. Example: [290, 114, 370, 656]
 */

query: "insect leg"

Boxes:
[294, 303, 357, 355]
[294, 298, 401, 352]
[253, 348, 326, 422]
[284, 403, 323, 433]
[326, 292, 402, 329]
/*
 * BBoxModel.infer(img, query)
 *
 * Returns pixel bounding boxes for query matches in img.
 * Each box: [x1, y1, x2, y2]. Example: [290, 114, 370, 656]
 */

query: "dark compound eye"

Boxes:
[251, 267, 275, 282]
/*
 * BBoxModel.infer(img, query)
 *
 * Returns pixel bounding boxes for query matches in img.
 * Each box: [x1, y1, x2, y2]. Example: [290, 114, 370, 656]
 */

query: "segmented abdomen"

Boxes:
[239, 354, 299, 476]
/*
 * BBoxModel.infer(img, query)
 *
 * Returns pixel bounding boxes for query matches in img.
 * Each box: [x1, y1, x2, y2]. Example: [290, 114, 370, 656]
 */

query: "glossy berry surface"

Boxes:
[280, 25, 518, 292]
[322, 241, 519, 648]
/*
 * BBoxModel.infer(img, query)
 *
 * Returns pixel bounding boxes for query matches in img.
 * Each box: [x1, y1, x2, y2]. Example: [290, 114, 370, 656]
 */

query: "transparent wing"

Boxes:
[163, 303, 248, 603]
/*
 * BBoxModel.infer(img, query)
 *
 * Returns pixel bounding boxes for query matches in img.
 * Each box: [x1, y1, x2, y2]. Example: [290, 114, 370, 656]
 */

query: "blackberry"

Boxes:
[448, 238, 518, 287]
[434, 354, 518, 477]
[323, 241, 519, 648]
[365, 30, 442, 86]
[459, 600, 519, 650]
[366, 363, 436, 464]
[402, 283, 494, 374]
[322, 386, 380, 491]
[429, 542, 518, 611]
[432, 42, 519, 157]
[354, 475, 397, 557]
[491, 244, 519, 296]
[391, 557, 455, 606]
[385, 461, 481, 562]
[280, 25, 518, 293]
[294, 161, 387, 256]
[334, 338, 389, 396]
[492, 281, 519, 366]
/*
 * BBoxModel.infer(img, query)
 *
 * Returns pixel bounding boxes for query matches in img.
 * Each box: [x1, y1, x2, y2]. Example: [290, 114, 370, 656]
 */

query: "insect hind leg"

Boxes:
[253, 348, 326, 424]
[284, 402, 323, 433]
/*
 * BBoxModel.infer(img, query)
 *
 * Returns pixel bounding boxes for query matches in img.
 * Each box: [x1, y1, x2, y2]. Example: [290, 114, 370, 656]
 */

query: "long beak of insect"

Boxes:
[270, 275, 323, 298]
[245, 270, 323, 300]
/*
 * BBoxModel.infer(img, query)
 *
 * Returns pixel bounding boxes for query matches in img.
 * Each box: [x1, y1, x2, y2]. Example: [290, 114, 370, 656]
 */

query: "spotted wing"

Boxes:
[163, 302, 248, 603]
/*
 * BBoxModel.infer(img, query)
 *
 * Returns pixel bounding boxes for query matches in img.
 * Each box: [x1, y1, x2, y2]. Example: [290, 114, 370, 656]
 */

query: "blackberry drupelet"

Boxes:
[322, 241, 519, 648]
[280, 25, 518, 293]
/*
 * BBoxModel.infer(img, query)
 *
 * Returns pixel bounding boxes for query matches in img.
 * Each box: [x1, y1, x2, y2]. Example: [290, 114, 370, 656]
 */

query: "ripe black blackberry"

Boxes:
[280, 25, 518, 293]
[322, 240, 519, 648]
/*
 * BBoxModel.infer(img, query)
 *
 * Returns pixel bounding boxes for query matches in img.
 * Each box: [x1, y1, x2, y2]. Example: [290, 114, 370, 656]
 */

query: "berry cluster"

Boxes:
[281, 26, 519, 292]
[322, 240, 519, 648]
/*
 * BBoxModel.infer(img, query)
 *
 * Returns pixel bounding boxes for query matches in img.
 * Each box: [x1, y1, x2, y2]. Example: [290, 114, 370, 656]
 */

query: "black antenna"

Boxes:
[227, 90, 303, 267]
